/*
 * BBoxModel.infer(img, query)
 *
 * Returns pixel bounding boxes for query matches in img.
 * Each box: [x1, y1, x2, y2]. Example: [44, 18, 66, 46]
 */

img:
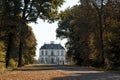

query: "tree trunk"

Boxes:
[98, 0, 104, 66]
[5, 33, 13, 68]
[92, 0, 105, 66]
[18, 22, 26, 67]
[18, 23, 25, 67]
[98, 11, 104, 66]
[18, 36, 23, 67]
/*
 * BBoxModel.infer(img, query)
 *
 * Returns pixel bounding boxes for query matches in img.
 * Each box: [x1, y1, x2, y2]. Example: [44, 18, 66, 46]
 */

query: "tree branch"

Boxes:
[26, 12, 40, 23]
[25, 0, 34, 19]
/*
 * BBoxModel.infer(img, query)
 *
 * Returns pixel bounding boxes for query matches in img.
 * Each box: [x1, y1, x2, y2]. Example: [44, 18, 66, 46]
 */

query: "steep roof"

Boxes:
[40, 43, 65, 49]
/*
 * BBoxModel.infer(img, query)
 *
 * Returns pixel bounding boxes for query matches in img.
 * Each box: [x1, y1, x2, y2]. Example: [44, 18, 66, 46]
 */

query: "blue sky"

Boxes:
[29, 0, 79, 59]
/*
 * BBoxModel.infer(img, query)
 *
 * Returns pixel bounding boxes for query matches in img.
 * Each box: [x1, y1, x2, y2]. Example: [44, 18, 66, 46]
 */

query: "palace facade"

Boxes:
[38, 41, 66, 65]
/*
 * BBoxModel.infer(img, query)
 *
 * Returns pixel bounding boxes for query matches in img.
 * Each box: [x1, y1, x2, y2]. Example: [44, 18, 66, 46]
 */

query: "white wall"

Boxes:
[39, 49, 66, 64]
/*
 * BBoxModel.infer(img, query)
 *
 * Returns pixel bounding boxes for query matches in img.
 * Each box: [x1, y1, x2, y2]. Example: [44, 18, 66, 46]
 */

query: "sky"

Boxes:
[29, 0, 79, 59]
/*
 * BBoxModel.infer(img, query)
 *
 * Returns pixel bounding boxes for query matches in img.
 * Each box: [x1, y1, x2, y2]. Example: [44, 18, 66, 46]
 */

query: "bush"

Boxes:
[9, 58, 17, 68]
[0, 63, 6, 72]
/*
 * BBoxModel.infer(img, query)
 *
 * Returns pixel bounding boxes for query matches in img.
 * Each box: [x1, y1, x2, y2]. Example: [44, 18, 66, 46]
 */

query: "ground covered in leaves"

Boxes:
[0, 64, 70, 80]
[0, 70, 69, 80]
[0, 64, 120, 80]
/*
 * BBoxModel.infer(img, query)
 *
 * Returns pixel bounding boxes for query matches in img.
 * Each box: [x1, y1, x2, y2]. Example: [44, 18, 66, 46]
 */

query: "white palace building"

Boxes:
[38, 41, 66, 65]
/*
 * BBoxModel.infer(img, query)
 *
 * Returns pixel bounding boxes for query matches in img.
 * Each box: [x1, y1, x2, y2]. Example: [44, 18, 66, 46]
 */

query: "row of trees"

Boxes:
[0, 0, 64, 69]
[56, 0, 120, 69]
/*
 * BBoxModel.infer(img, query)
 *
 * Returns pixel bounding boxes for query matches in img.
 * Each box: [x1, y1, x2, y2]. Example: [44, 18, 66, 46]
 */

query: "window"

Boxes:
[45, 50, 47, 55]
[41, 50, 44, 56]
[57, 50, 59, 56]
[61, 50, 63, 56]
[51, 51, 54, 56]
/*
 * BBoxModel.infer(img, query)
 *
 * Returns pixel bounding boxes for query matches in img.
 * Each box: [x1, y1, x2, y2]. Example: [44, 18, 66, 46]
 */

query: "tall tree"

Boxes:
[57, 0, 105, 67]
[92, 0, 105, 66]
[57, 0, 120, 69]
[1, 0, 64, 67]
[0, 0, 21, 68]
[16, 0, 64, 67]
[103, 0, 120, 69]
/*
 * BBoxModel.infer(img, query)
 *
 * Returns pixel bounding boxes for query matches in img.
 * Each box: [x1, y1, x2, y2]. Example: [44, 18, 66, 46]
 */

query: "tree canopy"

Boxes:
[56, 0, 120, 69]
[0, 0, 65, 68]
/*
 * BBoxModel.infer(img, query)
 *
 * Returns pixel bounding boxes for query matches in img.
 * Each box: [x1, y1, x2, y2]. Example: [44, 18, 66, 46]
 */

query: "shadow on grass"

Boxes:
[32, 64, 58, 67]
[12, 64, 100, 72]
[13, 64, 63, 71]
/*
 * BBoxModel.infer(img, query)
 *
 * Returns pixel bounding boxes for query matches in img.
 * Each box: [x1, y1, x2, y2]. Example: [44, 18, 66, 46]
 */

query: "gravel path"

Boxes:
[56, 67, 120, 80]
[0, 64, 120, 80]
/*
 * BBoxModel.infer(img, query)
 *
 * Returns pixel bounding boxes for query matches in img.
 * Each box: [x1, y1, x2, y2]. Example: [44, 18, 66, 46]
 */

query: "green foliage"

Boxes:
[0, 41, 6, 61]
[23, 26, 37, 65]
[56, 8, 73, 39]
[9, 58, 17, 68]
[57, 3, 101, 67]
[56, 0, 120, 69]
[0, 42, 6, 72]
[0, 0, 64, 68]
[17, 0, 64, 67]
[104, 24, 120, 69]
[0, 63, 6, 72]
